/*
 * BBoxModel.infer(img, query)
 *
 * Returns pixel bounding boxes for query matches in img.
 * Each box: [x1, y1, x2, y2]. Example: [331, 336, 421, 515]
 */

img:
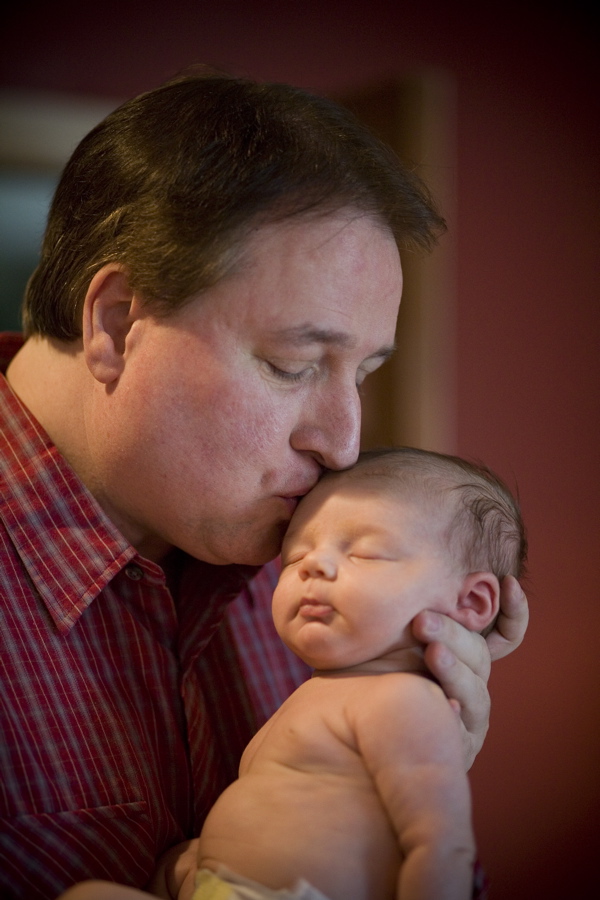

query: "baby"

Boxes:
[59, 447, 526, 900]
[194, 447, 526, 900]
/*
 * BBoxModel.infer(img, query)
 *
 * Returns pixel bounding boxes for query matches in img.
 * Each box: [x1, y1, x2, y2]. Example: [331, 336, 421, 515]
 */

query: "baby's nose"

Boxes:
[300, 552, 337, 580]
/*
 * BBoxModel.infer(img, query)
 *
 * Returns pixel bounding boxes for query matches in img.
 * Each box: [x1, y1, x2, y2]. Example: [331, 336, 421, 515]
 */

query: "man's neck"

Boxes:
[6, 335, 88, 456]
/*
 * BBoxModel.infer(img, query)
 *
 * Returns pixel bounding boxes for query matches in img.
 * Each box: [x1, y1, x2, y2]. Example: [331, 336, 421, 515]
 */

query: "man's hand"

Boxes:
[412, 575, 528, 769]
[145, 839, 198, 900]
[485, 574, 529, 661]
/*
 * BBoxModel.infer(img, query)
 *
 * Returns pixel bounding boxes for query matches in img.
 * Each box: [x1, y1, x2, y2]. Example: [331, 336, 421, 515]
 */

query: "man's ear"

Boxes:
[454, 571, 500, 633]
[82, 264, 139, 384]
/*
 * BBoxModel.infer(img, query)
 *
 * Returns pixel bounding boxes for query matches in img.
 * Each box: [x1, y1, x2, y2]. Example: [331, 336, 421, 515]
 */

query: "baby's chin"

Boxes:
[311, 646, 430, 677]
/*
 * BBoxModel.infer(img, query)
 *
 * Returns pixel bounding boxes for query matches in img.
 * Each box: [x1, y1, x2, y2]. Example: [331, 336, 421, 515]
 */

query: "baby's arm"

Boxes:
[352, 675, 476, 900]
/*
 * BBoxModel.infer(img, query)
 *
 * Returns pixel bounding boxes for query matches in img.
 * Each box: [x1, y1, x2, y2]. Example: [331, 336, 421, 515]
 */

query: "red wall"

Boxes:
[2, 2, 598, 896]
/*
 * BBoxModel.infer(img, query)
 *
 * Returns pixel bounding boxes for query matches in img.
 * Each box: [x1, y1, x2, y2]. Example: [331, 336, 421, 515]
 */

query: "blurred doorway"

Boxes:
[336, 73, 457, 452]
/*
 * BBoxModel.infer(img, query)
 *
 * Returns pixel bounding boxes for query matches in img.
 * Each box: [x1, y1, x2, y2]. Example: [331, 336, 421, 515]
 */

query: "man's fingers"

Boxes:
[412, 610, 491, 683]
[411, 577, 529, 769]
[412, 610, 492, 769]
[487, 575, 529, 661]
[422, 640, 491, 769]
[422, 640, 490, 731]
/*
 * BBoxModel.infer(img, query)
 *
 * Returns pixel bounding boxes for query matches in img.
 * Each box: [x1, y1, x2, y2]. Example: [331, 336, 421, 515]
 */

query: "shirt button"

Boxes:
[125, 564, 144, 581]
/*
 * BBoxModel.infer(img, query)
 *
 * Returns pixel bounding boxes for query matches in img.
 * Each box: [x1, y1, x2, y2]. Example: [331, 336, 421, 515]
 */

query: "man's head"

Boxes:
[273, 447, 526, 669]
[14, 72, 445, 567]
[23, 67, 445, 340]
[71, 211, 404, 564]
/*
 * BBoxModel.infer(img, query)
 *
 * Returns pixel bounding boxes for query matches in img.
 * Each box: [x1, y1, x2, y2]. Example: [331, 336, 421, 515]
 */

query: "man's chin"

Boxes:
[233, 537, 284, 567]
[229, 519, 288, 566]
[189, 525, 285, 567]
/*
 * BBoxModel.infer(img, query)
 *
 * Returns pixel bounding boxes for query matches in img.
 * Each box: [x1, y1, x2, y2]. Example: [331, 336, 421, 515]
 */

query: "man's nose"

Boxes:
[291, 382, 361, 471]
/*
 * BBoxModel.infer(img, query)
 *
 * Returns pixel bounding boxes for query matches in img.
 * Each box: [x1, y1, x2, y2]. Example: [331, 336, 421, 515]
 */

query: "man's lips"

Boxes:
[279, 496, 300, 517]
[278, 481, 318, 516]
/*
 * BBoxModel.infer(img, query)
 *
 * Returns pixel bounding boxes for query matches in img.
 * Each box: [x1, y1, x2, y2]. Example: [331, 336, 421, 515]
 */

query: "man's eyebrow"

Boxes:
[269, 325, 396, 360]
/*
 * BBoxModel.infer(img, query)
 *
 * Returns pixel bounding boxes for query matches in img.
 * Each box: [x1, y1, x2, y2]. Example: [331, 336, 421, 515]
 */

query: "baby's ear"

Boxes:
[454, 571, 500, 633]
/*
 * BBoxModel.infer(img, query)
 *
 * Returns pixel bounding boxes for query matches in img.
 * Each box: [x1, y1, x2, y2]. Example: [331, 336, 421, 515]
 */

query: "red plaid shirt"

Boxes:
[0, 334, 310, 900]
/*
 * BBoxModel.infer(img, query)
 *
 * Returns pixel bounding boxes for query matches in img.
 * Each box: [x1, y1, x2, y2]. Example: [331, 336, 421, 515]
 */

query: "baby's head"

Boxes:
[342, 447, 527, 585]
[273, 447, 526, 670]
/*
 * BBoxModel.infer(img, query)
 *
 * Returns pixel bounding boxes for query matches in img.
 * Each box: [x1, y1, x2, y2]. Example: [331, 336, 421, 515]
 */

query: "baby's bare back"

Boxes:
[197, 675, 402, 900]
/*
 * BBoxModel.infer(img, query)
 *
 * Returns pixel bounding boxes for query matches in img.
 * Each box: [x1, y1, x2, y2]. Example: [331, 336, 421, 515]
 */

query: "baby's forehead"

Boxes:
[318, 464, 449, 507]
[293, 467, 453, 534]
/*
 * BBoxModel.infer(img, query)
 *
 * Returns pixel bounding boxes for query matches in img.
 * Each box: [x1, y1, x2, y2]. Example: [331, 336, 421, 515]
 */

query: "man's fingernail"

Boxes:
[438, 645, 454, 667]
[423, 611, 440, 632]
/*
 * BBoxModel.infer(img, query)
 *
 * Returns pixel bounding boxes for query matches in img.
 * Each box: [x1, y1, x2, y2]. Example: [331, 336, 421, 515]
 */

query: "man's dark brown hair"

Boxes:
[23, 66, 446, 340]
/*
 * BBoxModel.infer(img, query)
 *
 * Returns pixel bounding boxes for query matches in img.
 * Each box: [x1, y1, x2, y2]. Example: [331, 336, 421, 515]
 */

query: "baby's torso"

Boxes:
[198, 673, 413, 900]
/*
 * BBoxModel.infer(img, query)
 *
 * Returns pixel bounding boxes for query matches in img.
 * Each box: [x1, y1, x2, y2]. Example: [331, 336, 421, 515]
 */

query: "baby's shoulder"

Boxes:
[345, 671, 450, 725]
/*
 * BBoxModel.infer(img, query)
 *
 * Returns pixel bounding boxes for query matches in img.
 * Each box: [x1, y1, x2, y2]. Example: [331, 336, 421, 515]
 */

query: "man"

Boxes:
[0, 69, 528, 899]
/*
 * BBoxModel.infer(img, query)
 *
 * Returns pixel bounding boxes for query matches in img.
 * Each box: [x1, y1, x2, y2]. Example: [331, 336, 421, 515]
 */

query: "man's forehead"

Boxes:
[266, 323, 396, 358]
[268, 324, 353, 346]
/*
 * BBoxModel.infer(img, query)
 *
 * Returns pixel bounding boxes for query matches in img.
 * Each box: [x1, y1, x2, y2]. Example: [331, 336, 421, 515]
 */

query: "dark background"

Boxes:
[1, 2, 598, 896]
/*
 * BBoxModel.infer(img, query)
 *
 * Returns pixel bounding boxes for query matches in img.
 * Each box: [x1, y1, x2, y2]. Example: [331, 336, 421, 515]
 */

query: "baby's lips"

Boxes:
[298, 599, 334, 619]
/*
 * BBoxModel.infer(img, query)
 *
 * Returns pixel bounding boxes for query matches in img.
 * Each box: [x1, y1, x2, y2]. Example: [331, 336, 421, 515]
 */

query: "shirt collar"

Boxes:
[0, 364, 137, 633]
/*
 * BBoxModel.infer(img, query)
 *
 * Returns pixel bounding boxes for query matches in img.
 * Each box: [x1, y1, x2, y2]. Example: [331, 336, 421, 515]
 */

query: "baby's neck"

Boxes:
[312, 646, 434, 679]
